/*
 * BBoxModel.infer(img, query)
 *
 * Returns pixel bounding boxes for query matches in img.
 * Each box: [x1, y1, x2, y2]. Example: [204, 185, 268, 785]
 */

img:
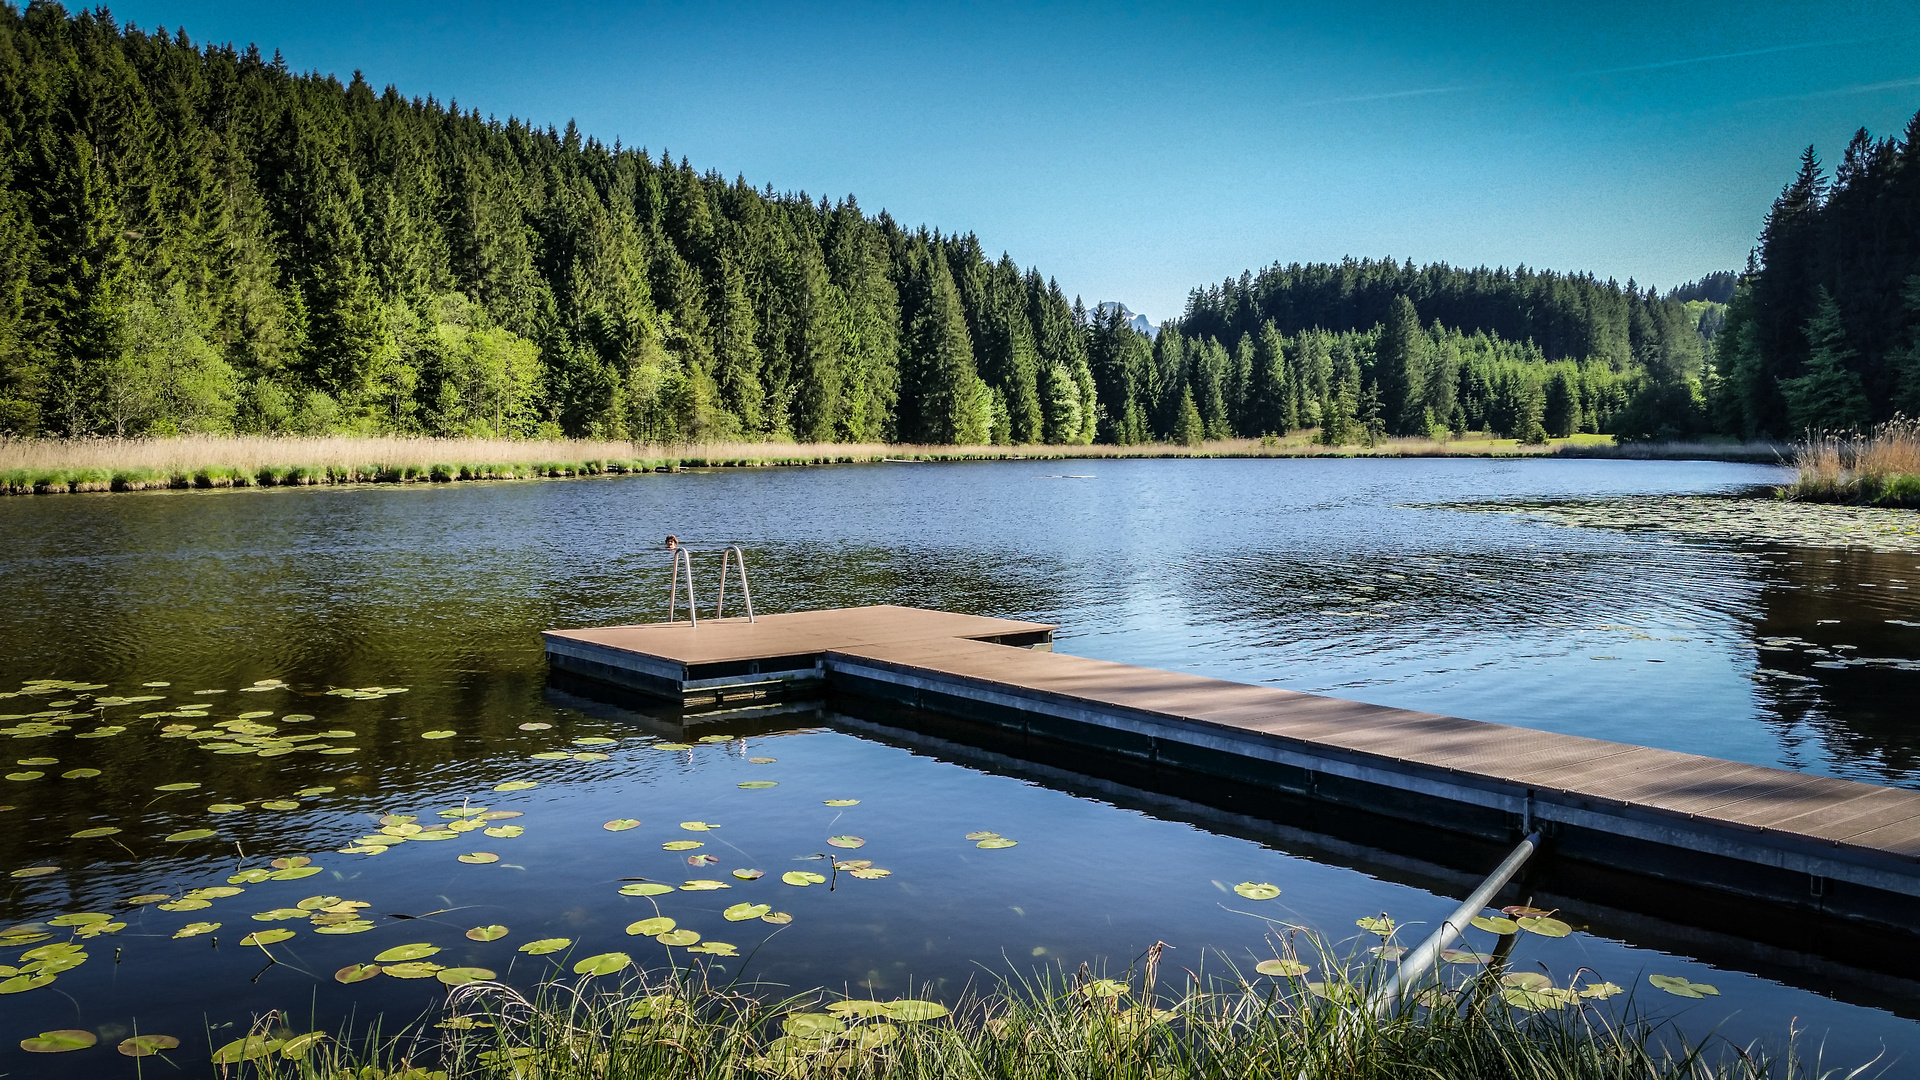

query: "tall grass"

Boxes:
[0, 433, 1788, 496]
[1788, 418, 1920, 507]
[204, 955, 1870, 1080]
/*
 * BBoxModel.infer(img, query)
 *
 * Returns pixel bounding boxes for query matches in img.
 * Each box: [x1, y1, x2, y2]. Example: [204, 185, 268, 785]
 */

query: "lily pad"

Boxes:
[1255, 959, 1310, 977]
[1441, 948, 1492, 965]
[782, 871, 826, 886]
[154, 782, 202, 791]
[117, 1034, 180, 1057]
[437, 966, 496, 985]
[603, 818, 641, 831]
[17, 756, 56, 765]
[260, 800, 301, 811]
[375, 943, 442, 963]
[240, 929, 295, 946]
[732, 869, 765, 880]
[1233, 882, 1281, 900]
[267, 866, 323, 880]
[165, 829, 218, 842]
[886, 1000, 950, 1021]
[619, 883, 674, 896]
[849, 867, 892, 879]
[1470, 915, 1519, 935]
[823, 799, 859, 806]
[1579, 981, 1625, 999]
[828, 1000, 893, 1018]
[421, 730, 457, 740]
[382, 962, 444, 979]
[211, 1036, 283, 1063]
[60, 769, 100, 779]
[312, 920, 375, 935]
[279, 1032, 327, 1057]
[493, 781, 538, 792]
[481, 825, 525, 839]
[125, 893, 170, 905]
[574, 736, 618, 746]
[656, 742, 694, 751]
[976, 838, 1018, 849]
[964, 831, 1000, 841]
[784, 1013, 844, 1037]
[518, 723, 552, 731]
[762, 911, 793, 925]
[827, 835, 865, 849]
[572, 751, 611, 762]
[21, 1029, 96, 1053]
[1649, 974, 1720, 999]
[628, 917, 676, 937]
[573, 951, 630, 976]
[519, 938, 572, 955]
[680, 879, 730, 891]
[10, 866, 57, 878]
[1518, 915, 1572, 938]
[6, 771, 43, 781]
[662, 840, 704, 851]
[738, 780, 778, 789]
[467, 924, 510, 941]
[749, 757, 777, 764]
[172, 922, 220, 938]
[724, 903, 772, 922]
[1356, 915, 1397, 936]
[457, 852, 500, 864]
[680, 821, 719, 831]
[70, 827, 121, 839]
[207, 803, 247, 813]
[0, 973, 56, 993]
[686, 940, 738, 956]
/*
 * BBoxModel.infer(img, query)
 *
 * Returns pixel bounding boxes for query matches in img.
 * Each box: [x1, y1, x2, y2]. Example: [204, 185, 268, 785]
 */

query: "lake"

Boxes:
[3, 457, 1919, 1075]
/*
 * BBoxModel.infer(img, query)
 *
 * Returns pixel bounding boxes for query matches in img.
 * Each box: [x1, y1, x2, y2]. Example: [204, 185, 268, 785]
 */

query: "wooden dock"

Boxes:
[543, 606, 1920, 933]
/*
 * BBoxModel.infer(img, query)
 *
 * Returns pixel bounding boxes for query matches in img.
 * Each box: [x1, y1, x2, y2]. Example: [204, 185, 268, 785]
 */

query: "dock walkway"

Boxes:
[544, 606, 1920, 931]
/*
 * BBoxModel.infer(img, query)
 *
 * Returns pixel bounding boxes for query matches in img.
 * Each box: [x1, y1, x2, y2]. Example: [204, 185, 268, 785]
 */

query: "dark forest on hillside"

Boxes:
[1, 5, 1912, 445]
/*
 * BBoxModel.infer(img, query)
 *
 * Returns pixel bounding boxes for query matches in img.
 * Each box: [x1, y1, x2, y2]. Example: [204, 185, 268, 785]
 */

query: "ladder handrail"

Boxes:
[666, 547, 697, 626]
[715, 545, 755, 622]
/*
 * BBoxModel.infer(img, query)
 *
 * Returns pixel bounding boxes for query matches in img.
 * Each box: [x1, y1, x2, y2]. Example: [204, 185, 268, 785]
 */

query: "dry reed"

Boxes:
[1789, 418, 1920, 507]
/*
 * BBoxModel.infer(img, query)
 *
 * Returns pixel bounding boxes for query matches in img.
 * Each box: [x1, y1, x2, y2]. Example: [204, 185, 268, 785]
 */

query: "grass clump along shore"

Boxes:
[0, 433, 1787, 496]
[1788, 419, 1920, 508]
[182, 961, 1854, 1080]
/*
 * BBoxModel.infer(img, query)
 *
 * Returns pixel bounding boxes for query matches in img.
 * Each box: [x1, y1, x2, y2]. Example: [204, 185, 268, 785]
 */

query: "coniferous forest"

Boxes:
[0, 4, 1914, 447]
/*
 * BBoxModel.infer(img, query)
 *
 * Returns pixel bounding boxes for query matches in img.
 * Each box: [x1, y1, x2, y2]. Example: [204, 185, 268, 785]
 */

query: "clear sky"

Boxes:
[106, 1, 1920, 322]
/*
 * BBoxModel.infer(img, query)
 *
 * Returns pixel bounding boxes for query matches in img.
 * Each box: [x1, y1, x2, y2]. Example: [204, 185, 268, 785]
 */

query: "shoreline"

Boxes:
[0, 434, 1791, 496]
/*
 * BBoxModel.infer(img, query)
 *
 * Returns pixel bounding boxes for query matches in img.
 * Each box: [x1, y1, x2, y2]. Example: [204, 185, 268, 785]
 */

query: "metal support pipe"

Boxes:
[1368, 831, 1541, 1017]
[715, 545, 754, 622]
[667, 547, 697, 626]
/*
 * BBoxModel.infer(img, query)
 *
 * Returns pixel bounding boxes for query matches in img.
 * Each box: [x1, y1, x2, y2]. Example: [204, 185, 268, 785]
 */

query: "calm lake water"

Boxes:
[3, 457, 1919, 1075]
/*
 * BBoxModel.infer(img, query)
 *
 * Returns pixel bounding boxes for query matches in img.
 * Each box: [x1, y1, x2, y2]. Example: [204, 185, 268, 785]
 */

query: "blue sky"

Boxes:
[109, 1, 1920, 321]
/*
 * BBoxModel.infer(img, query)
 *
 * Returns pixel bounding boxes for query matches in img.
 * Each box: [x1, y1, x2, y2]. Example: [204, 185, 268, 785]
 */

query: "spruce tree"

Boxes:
[1781, 288, 1869, 432]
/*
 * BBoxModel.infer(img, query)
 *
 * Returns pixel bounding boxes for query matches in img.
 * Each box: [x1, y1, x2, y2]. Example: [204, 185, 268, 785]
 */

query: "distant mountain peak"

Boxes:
[1095, 301, 1157, 338]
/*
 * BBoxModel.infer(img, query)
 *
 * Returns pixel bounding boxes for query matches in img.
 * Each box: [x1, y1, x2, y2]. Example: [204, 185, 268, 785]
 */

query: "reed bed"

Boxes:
[205, 961, 1866, 1080]
[1788, 419, 1920, 508]
[0, 434, 1786, 496]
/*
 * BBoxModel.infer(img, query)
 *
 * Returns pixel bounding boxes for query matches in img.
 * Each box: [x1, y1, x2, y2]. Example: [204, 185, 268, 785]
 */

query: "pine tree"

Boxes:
[1375, 294, 1425, 435]
[1781, 287, 1869, 432]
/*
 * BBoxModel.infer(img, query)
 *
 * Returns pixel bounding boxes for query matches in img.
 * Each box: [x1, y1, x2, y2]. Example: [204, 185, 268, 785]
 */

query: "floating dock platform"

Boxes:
[544, 605, 1920, 935]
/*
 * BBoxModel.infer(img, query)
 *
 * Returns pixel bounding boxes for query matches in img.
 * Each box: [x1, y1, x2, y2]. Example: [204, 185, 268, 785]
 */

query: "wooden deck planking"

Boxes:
[545, 606, 1055, 668]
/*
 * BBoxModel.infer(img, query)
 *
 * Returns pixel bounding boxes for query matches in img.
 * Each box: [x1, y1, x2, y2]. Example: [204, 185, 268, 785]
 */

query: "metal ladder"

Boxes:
[666, 546, 755, 625]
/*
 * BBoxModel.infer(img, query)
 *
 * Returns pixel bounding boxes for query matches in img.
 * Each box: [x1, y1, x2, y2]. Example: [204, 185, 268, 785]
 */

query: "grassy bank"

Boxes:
[194, 964, 1842, 1080]
[0, 433, 1788, 496]
[1788, 420, 1920, 508]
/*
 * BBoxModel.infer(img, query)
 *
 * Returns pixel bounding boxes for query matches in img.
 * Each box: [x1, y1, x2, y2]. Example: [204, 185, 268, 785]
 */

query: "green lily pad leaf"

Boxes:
[154, 782, 201, 791]
[17, 756, 56, 765]
[572, 751, 611, 762]
[823, 799, 859, 806]
[172, 922, 220, 938]
[0, 973, 56, 994]
[211, 1036, 283, 1063]
[762, 911, 793, 925]
[724, 903, 772, 922]
[125, 893, 170, 905]
[749, 757, 776, 764]
[260, 800, 301, 811]
[279, 1031, 327, 1058]
[457, 852, 500, 864]
[574, 736, 618, 746]
[518, 722, 552, 731]
[375, 943, 442, 962]
[572, 951, 630, 976]
[70, 827, 120, 839]
[1080, 978, 1129, 998]
[529, 751, 571, 761]
[828, 1000, 893, 1018]
[662, 840, 704, 851]
[619, 883, 674, 896]
[207, 803, 246, 813]
[240, 929, 295, 946]
[437, 966, 496, 985]
[976, 838, 1018, 849]
[697, 734, 732, 744]
[1441, 948, 1492, 965]
[117, 1034, 180, 1057]
[782, 871, 825, 886]
[1356, 915, 1397, 936]
[382, 961, 445, 979]
[603, 818, 641, 831]
[334, 963, 381, 983]
[1471, 915, 1519, 934]
[1579, 981, 1625, 999]
[680, 821, 718, 831]
[964, 831, 1000, 841]
[656, 742, 694, 751]
[493, 781, 538, 792]
[467, 924, 510, 941]
[738, 780, 778, 789]
[627, 917, 676, 936]
[187, 886, 246, 899]
[10, 866, 57, 878]
[686, 940, 738, 956]
[732, 868, 765, 880]
[312, 920, 375, 935]
[267, 866, 322, 880]
[165, 829, 217, 842]
[885, 1000, 950, 1021]
[61, 769, 100, 779]
[483, 825, 524, 838]
[421, 730, 456, 740]
[1233, 882, 1281, 900]
[680, 879, 730, 891]
[271, 856, 312, 869]
[48, 912, 111, 926]
[439, 806, 488, 818]
[1649, 974, 1719, 998]
[784, 1013, 844, 1037]
[4, 771, 44, 781]
[519, 938, 572, 955]
[228, 869, 271, 884]
[21, 1029, 96, 1053]
[848, 867, 892, 879]
[1255, 959, 1310, 977]
[1517, 916, 1572, 938]
[827, 835, 865, 849]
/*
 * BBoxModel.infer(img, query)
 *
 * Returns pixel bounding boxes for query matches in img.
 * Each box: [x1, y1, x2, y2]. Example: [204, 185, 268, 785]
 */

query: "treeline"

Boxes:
[1716, 108, 1920, 437]
[0, 5, 1100, 444]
